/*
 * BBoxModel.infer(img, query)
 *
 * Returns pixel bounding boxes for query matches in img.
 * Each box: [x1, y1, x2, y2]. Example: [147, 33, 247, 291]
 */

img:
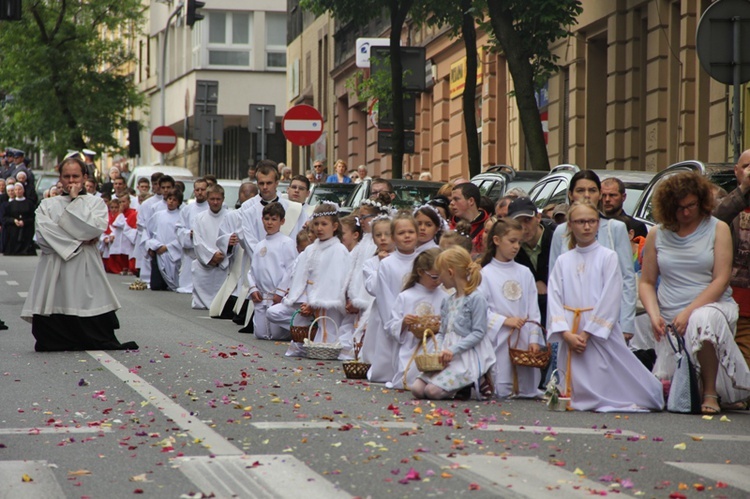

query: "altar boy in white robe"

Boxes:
[192, 185, 230, 309]
[547, 201, 663, 412]
[176, 178, 209, 294]
[146, 188, 182, 291]
[247, 202, 297, 340]
[21, 157, 138, 351]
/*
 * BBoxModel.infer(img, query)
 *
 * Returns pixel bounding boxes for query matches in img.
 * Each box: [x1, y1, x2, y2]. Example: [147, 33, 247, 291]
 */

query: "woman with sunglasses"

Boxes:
[640, 171, 750, 414]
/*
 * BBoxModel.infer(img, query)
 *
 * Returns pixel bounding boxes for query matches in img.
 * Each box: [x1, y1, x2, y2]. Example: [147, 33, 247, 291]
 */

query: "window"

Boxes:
[266, 12, 286, 69]
[529, 180, 560, 208]
[206, 12, 253, 68]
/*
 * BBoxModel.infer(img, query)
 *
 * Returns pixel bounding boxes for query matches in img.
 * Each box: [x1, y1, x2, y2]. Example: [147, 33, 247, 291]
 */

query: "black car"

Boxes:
[470, 165, 548, 202]
[632, 160, 737, 228]
[347, 178, 444, 211]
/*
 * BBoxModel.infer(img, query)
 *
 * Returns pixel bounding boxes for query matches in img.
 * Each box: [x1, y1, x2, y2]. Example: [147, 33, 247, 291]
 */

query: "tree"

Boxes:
[418, 0, 483, 177]
[485, 0, 582, 171]
[0, 0, 145, 158]
[301, 0, 420, 179]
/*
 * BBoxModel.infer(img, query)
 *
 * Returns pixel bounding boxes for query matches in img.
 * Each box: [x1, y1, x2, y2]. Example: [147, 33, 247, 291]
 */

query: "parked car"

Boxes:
[527, 164, 655, 215]
[127, 165, 195, 202]
[347, 179, 444, 211]
[470, 165, 548, 201]
[631, 160, 736, 228]
[306, 182, 358, 208]
[35, 170, 60, 198]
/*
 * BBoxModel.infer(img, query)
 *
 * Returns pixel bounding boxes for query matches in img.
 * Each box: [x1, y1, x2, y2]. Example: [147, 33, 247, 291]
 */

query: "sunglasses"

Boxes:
[423, 271, 440, 280]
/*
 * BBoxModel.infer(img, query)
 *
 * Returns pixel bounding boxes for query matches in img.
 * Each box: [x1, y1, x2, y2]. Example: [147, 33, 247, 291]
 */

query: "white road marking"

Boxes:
[176, 455, 351, 498]
[89, 351, 243, 456]
[6, 280, 18, 286]
[479, 424, 643, 437]
[0, 270, 7, 276]
[666, 462, 750, 493]
[686, 433, 750, 442]
[0, 460, 66, 498]
[0, 427, 112, 435]
[17, 291, 28, 298]
[424, 454, 611, 498]
[250, 421, 420, 430]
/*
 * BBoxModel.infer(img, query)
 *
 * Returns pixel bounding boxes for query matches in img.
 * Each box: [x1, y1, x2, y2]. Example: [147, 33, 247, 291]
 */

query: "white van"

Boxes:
[127, 165, 195, 201]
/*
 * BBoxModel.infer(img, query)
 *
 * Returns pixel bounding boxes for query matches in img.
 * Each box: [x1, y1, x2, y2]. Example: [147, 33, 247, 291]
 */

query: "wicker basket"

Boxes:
[407, 315, 441, 338]
[129, 279, 148, 291]
[343, 328, 370, 379]
[414, 329, 444, 373]
[508, 320, 551, 369]
[301, 315, 342, 360]
[289, 309, 317, 343]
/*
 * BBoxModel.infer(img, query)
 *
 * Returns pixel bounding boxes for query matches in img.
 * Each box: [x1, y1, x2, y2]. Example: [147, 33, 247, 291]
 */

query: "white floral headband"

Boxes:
[370, 213, 392, 225]
[360, 198, 390, 213]
[311, 202, 340, 219]
[413, 204, 449, 232]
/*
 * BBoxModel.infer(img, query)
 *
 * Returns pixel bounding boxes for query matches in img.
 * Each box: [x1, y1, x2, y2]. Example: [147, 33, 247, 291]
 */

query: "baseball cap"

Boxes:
[507, 196, 538, 219]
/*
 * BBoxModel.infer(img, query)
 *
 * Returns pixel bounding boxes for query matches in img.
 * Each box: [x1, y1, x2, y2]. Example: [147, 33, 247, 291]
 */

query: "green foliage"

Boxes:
[0, 0, 145, 157]
[482, 0, 582, 90]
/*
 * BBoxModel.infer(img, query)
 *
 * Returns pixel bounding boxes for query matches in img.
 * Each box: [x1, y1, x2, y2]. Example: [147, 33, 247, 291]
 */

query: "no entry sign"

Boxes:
[282, 105, 323, 146]
[151, 126, 178, 153]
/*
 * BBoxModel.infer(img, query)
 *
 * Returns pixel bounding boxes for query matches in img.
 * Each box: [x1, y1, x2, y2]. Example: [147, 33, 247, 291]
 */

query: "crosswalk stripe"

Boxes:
[17, 291, 27, 298]
[6, 280, 18, 286]
[479, 424, 643, 437]
[423, 454, 611, 498]
[0, 460, 66, 498]
[0, 427, 111, 435]
[686, 433, 750, 442]
[0, 270, 7, 276]
[176, 455, 351, 498]
[666, 462, 750, 493]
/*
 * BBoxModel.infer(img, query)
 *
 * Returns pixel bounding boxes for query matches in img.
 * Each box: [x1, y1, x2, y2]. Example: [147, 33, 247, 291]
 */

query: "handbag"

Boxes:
[665, 325, 702, 414]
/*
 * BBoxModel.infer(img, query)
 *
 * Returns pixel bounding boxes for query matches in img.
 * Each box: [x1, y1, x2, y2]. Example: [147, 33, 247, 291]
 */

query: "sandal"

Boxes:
[701, 394, 721, 415]
[722, 399, 750, 411]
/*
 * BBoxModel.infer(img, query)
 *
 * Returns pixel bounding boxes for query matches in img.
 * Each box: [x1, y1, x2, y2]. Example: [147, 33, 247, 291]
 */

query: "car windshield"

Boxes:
[391, 183, 441, 209]
[308, 183, 357, 207]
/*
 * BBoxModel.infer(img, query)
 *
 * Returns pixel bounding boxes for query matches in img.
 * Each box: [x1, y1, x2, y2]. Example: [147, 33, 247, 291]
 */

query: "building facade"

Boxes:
[135, 0, 288, 178]
[290, 0, 747, 182]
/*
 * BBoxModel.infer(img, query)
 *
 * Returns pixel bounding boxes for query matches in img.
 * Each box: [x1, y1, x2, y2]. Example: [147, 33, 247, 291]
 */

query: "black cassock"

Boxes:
[2, 198, 36, 255]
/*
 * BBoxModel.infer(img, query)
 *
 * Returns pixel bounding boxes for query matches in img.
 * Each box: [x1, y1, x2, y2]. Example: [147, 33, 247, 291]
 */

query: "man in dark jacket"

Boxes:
[713, 151, 750, 369]
[507, 196, 556, 325]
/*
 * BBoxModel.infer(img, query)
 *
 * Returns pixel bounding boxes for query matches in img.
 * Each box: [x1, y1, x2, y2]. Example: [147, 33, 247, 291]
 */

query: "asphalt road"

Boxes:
[0, 254, 748, 499]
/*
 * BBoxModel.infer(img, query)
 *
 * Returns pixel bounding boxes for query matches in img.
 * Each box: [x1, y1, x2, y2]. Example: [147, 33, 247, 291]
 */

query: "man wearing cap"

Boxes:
[10, 150, 34, 186]
[506, 197, 557, 326]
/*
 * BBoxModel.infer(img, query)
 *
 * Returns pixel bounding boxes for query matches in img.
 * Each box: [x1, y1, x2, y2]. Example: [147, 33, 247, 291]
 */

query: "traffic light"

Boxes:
[127, 121, 141, 158]
[0, 0, 22, 21]
[186, 0, 205, 28]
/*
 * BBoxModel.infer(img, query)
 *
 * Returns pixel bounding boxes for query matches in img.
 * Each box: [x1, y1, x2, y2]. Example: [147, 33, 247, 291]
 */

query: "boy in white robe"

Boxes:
[146, 188, 182, 291]
[192, 185, 230, 309]
[176, 178, 209, 294]
[248, 202, 297, 340]
[134, 174, 172, 283]
[109, 194, 138, 274]
[21, 157, 138, 351]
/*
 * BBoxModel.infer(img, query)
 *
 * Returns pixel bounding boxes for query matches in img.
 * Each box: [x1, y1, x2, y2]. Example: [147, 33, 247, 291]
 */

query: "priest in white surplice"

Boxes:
[192, 185, 230, 309]
[146, 188, 182, 291]
[176, 178, 209, 294]
[21, 157, 139, 351]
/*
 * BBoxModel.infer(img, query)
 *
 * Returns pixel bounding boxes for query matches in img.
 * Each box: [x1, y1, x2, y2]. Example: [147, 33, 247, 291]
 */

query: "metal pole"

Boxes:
[732, 16, 741, 163]
[160, 2, 184, 166]
[262, 107, 266, 160]
[210, 118, 215, 173]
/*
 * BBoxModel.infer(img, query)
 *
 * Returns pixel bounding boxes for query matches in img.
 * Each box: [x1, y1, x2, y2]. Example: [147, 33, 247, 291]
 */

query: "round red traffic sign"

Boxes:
[282, 105, 323, 146]
[151, 126, 177, 153]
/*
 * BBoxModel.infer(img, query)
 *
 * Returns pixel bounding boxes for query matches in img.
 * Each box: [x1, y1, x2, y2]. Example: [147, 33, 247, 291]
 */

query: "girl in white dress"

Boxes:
[359, 216, 394, 367]
[337, 215, 363, 359]
[412, 247, 496, 400]
[266, 203, 350, 344]
[368, 212, 420, 382]
[387, 249, 448, 389]
[479, 218, 543, 399]
[547, 201, 663, 412]
[414, 205, 446, 253]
